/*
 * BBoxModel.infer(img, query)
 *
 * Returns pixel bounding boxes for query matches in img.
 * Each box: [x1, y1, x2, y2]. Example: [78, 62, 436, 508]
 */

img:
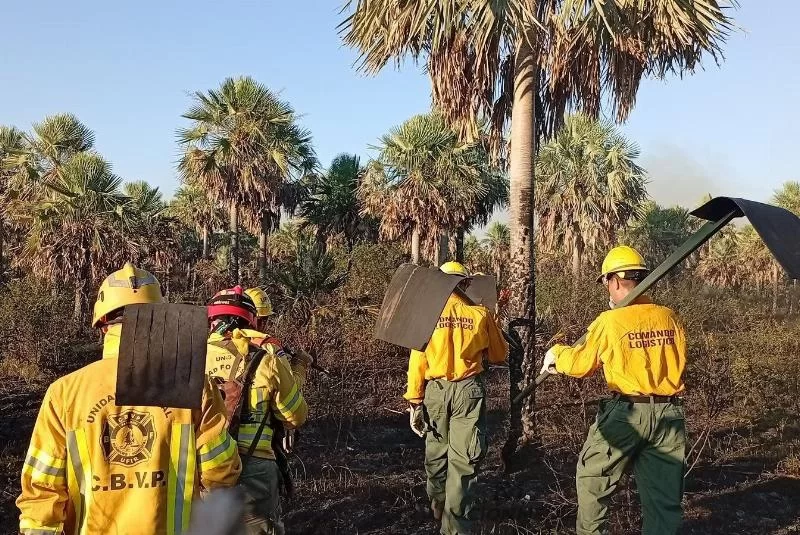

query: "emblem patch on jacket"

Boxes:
[101, 410, 156, 466]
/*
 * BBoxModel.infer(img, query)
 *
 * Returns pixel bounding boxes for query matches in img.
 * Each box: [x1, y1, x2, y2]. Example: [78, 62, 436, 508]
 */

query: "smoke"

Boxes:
[475, 143, 731, 237]
[641, 143, 723, 210]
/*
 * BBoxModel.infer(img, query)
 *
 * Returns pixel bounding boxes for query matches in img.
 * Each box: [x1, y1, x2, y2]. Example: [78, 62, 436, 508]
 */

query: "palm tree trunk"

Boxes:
[502, 33, 538, 465]
[316, 227, 328, 254]
[164, 265, 172, 300]
[773, 263, 780, 314]
[411, 225, 421, 264]
[229, 201, 240, 285]
[259, 213, 269, 284]
[202, 225, 209, 259]
[435, 233, 449, 266]
[572, 239, 584, 279]
[74, 284, 83, 322]
[455, 228, 465, 263]
[0, 222, 4, 282]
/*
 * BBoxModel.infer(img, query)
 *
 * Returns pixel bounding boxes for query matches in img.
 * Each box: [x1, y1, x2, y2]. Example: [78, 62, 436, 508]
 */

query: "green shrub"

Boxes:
[0, 277, 93, 380]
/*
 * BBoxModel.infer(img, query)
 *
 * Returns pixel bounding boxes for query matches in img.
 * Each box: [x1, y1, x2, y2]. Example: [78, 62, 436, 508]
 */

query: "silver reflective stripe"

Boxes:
[105, 271, 158, 288]
[280, 388, 300, 413]
[21, 529, 60, 535]
[198, 434, 233, 465]
[66, 432, 86, 535]
[25, 455, 66, 477]
[173, 424, 190, 535]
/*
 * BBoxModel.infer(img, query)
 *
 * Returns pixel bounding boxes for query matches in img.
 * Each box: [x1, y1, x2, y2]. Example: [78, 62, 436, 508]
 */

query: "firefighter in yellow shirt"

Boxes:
[405, 262, 509, 535]
[205, 287, 307, 535]
[244, 287, 313, 455]
[17, 263, 241, 535]
[243, 287, 314, 393]
[541, 246, 688, 535]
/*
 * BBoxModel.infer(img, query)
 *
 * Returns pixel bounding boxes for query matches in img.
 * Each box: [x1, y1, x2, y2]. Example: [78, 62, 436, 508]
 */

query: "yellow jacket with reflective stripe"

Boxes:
[405, 293, 509, 403]
[552, 298, 687, 396]
[237, 328, 310, 391]
[17, 324, 241, 535]
[206, 329, 307, 460]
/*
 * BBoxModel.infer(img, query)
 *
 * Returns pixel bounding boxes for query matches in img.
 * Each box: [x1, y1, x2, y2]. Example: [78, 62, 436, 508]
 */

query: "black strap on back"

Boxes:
[239, 348, 268, 467]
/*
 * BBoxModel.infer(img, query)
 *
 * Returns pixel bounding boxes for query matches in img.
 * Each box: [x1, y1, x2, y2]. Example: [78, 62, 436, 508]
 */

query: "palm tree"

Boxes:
[482, 221, 511, 282]
[300, 153, 375, 252]
[359, 113, 497, 264]
[341, 0, 735, 444]
[773, 181, 800, 216]
[771, 181, 800, 312]
[536, 114, 648, 278]
[169, 183, 224, 259]
[4, 114, 95, 189]
[0, 126, 26, 277]
[625, 201, 692, 271]
[178, 76, 316, 285]
[267, 220, 314, 261]
[19, 152, 135, 320]
[123, 181, 180, 296]
[696, 230, 742, 288]
[458, 169, 509, 262]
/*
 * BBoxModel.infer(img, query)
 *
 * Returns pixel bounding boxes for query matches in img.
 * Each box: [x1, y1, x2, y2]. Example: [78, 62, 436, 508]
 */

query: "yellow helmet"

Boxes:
[440, 261, 470, 278]
[245, 287, 273, 317]
[598, 246, 648, 282]
[92, 263, 164, 327]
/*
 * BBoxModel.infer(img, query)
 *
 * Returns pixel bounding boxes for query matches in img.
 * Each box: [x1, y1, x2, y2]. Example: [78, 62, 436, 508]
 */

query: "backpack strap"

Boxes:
[243, 409, 270, 468]
[240, 348, 268, 467]
[227, 352, 245, 382]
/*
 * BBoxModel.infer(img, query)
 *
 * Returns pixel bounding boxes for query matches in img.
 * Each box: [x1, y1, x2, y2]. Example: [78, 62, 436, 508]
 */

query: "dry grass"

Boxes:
[3, 267, 800, 533]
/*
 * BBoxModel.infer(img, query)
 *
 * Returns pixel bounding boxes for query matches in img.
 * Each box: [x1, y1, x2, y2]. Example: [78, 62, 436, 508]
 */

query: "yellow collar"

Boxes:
[208, 328, 266, 356]
[102, 324, 123, 359]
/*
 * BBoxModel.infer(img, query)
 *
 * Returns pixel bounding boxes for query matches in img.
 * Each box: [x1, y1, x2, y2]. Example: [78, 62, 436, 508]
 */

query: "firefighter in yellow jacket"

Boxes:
[541, 246, 688, 535]
[405, 262, 509, 535]
[17, 263, 241, 535]
[244, 287, 314, 393]
[205, 286, 308, 535]
[244, 287, 313, 455]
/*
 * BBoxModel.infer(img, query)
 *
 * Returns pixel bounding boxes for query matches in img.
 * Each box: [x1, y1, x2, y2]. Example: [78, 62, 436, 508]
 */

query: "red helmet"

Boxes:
[207, 286, 257, 328]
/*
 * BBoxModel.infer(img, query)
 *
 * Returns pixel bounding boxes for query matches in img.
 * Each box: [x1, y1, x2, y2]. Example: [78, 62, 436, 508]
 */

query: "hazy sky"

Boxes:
[1, 1, 795, 215]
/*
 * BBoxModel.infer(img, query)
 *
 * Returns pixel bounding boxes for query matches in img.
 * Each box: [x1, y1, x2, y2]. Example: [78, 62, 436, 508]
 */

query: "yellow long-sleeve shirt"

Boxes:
[405, 293, 509, 403]
[552, 299, 687, 396]
[17, 324, 241, 535]
[237, 328, 311, 391]
[206, 329, 307, 460]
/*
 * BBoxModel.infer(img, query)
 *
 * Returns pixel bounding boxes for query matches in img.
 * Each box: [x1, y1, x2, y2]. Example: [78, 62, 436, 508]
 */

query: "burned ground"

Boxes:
[4, 364, 798, 535]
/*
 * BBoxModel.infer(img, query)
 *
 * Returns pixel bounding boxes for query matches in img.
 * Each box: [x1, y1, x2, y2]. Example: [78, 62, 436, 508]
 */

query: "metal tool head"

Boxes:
[691, 197, 800, 278]
[116, 303, 208, 409]
[374, 264, 464, 350]
[466, 274, 498, 312]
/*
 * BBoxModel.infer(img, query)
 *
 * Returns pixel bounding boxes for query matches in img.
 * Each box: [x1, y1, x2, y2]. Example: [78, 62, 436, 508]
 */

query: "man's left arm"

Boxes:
[552, 317, 608, 378]
[484, 312, 509, 364]
[17, 384, 69, 535]
[403, 350, 428, 404]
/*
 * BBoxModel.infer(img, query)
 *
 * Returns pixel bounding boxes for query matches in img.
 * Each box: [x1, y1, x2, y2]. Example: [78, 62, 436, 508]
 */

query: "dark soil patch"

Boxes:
[1, 371, 799, 534]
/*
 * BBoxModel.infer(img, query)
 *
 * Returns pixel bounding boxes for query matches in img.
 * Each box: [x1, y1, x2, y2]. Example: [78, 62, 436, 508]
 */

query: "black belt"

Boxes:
[615, 394, 681, 404]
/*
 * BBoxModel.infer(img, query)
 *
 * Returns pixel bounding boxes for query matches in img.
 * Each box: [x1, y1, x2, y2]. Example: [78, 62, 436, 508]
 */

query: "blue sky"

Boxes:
[1, 1, 795, 213]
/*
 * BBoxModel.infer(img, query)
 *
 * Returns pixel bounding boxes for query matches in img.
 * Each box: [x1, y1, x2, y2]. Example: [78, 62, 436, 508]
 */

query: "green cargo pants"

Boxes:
[239, 457, 285, 535]
[423, 375, 487, 535]
[576, 398, 686, 535]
